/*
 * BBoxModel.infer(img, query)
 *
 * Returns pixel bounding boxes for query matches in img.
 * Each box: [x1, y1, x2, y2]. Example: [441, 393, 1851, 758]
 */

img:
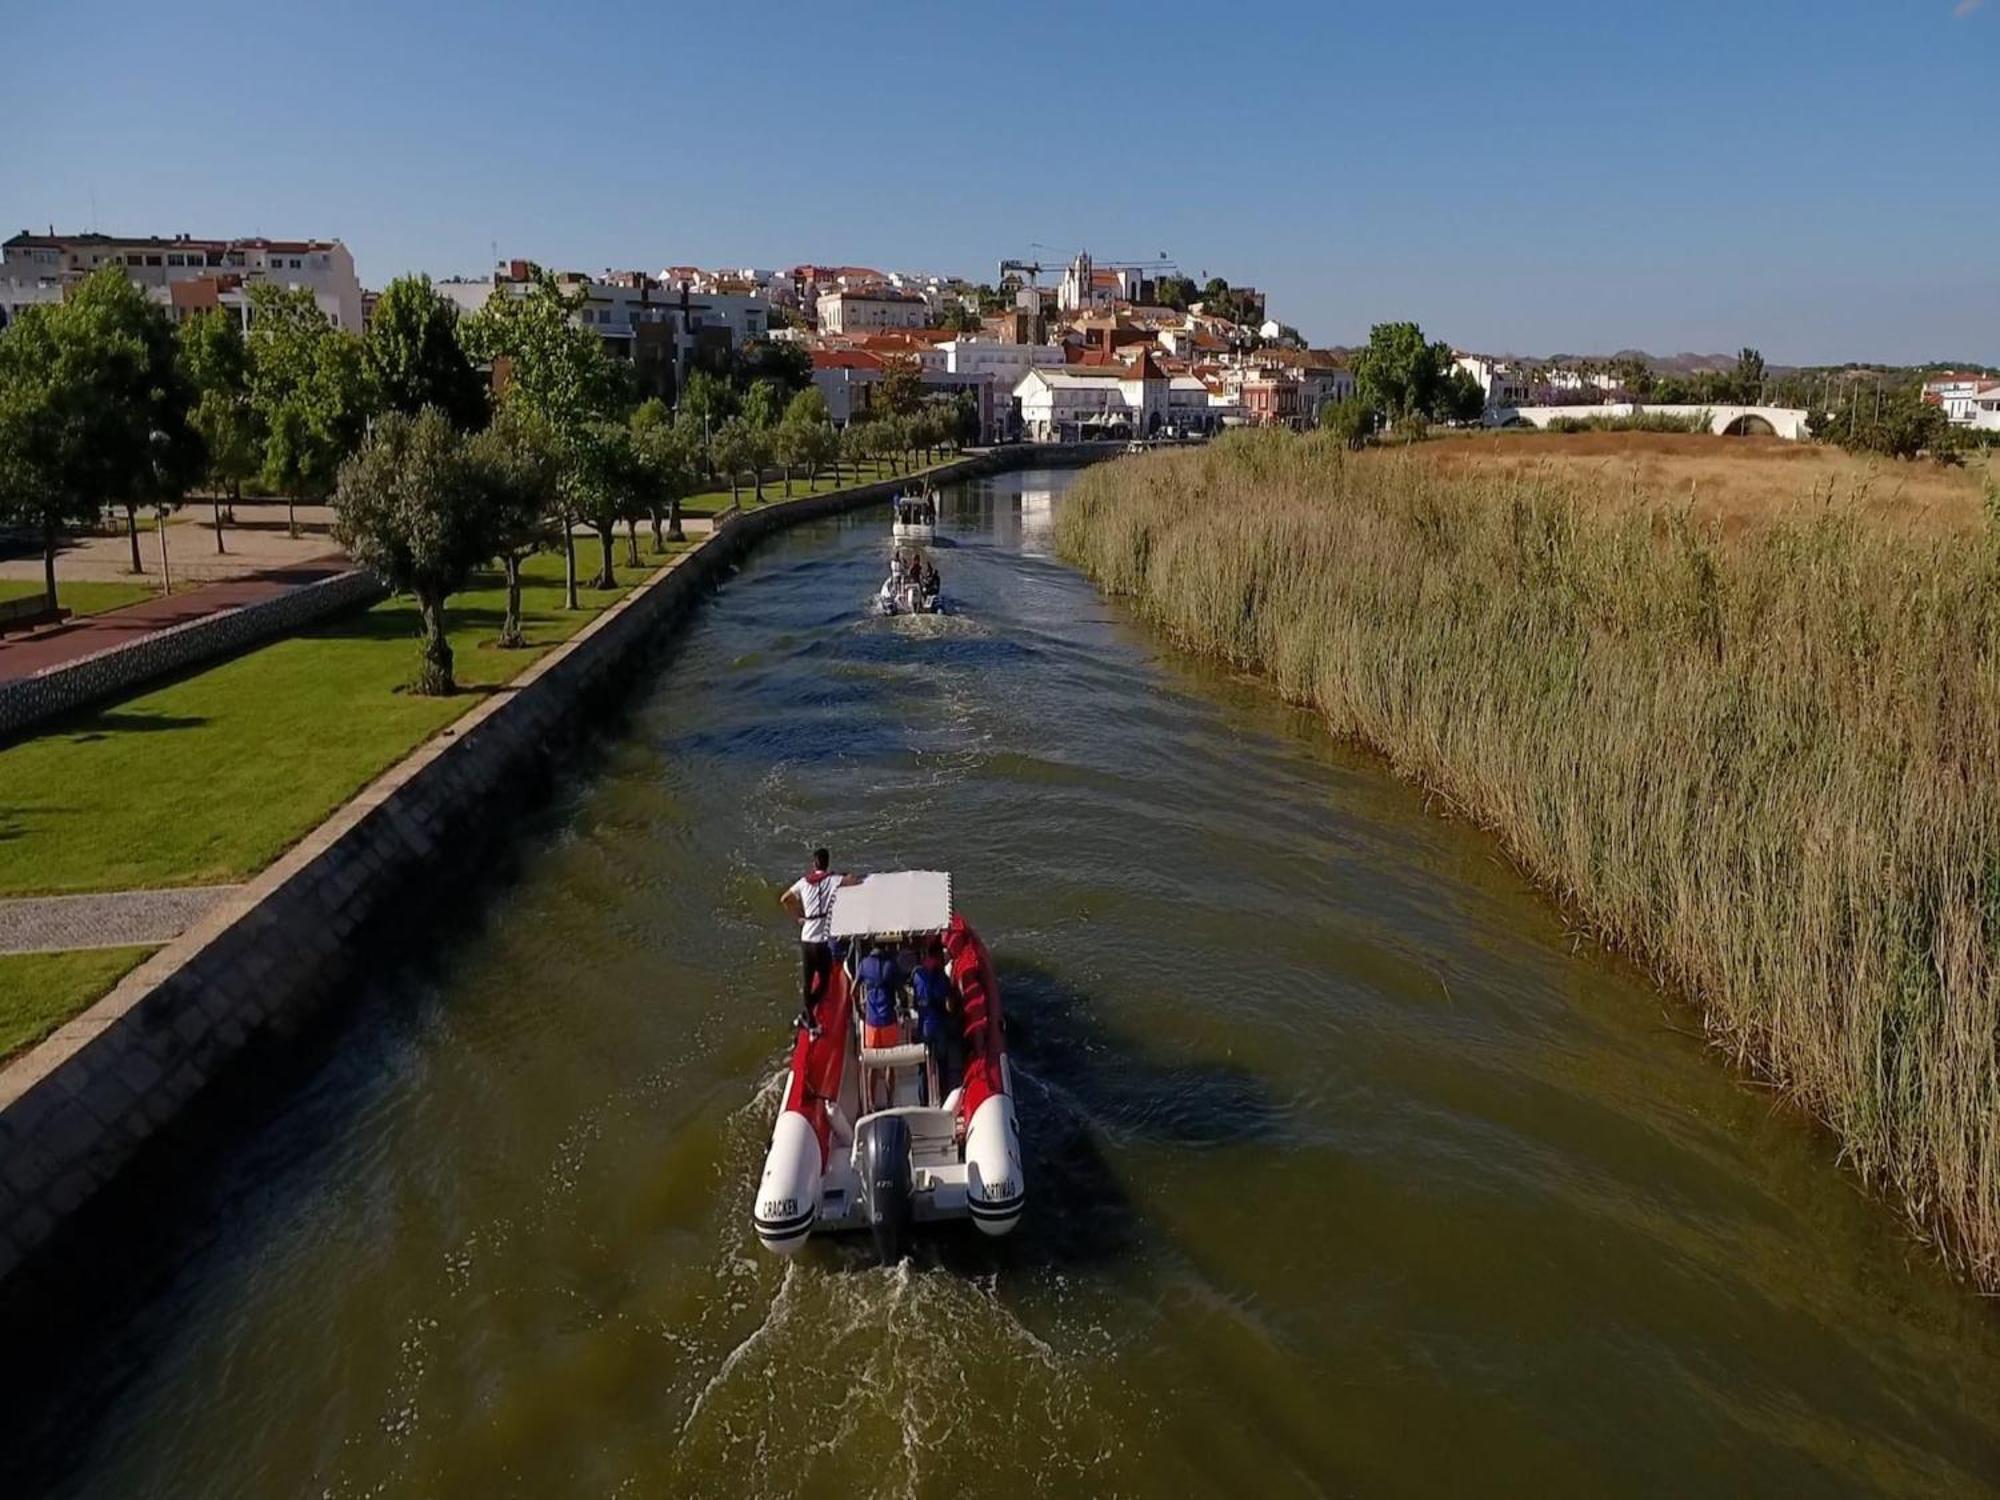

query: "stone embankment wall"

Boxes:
[0, 447, 1109, 1282]
[0, 570, 387, 744]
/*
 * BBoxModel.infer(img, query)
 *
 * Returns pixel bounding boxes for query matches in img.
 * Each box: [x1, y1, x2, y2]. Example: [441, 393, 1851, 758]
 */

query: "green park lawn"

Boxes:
[0, 946, 156, 1059]
[678, 457, 967, 518]
[0, 577, 161, 618]
[0, 543, 684, 899]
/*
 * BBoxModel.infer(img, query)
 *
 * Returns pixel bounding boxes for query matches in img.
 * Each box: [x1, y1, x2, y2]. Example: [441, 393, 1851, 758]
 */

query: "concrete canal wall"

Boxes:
[0, 445, 1113, 1283]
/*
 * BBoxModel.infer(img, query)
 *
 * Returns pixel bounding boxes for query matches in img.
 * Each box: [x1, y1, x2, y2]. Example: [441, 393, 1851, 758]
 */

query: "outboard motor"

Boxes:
[858, 1114, 913, 1265]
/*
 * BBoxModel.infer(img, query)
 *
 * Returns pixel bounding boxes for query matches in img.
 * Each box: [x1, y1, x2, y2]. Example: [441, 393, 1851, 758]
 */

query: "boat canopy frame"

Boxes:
[827, 870, 953, 940]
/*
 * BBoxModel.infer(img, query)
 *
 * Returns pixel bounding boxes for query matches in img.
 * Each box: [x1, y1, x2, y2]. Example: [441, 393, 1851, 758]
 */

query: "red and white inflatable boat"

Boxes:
[754, 871, 1024, 1263]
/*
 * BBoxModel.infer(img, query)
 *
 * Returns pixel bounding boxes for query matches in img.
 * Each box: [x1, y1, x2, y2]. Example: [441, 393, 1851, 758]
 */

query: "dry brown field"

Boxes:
[1380, 430, 1997, 536]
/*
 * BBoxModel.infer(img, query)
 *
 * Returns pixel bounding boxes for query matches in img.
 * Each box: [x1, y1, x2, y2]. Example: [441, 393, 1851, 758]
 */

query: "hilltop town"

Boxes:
[8, 229, 1998, 450]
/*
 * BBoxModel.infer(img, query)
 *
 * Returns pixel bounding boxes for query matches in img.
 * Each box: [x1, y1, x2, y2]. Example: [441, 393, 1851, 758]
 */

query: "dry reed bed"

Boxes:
[1057, 430, 2000, 1289]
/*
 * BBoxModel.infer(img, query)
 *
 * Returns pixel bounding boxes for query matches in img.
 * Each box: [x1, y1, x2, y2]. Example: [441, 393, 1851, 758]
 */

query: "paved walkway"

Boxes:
[0, 503, 341, 587]
[0, 886, 243, 955]
[0, 555, 350, 683]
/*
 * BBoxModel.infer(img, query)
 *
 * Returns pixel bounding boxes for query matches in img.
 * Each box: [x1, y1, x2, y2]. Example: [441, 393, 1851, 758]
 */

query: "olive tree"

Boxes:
[569, 417, 637, 590]
[333, 407, 494, 694]
[630, 397, 694, 545]
[468, 405, 559, 648]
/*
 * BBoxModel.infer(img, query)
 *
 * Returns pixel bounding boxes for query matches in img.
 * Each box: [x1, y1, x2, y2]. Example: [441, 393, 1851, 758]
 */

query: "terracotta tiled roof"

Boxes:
[812, 349, 885, 371]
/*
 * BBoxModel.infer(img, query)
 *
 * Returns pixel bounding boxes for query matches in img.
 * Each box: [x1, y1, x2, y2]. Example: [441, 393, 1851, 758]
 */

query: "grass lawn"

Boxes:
[678, 457, 968, 518]
[0, 543, 685, 898]
[0, 946, 155, 1060]
[0, 577, 161, 618]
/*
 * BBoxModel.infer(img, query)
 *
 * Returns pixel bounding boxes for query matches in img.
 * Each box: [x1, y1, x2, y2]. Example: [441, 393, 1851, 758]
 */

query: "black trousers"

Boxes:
[800, 941, 833, 1013]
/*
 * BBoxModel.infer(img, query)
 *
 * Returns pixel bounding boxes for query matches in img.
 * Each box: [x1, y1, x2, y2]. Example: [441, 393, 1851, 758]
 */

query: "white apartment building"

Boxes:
[1014, 356, 1171, 441]
[1925, 375, 2000, 430]
[0, 229, 366, 332]
[817, 288, 930, 334]
[442, 262, 769, 368]
[1454, 353, 1531, 408]
[934, 337, 1065, 388]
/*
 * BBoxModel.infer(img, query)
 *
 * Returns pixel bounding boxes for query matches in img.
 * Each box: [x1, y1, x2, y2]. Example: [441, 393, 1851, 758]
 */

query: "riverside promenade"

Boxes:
[0, 558, 350, 682]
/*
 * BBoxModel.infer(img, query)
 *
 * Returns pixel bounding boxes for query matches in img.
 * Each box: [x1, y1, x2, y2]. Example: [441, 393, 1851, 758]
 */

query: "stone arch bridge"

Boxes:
[1486, 403, 1810, 440]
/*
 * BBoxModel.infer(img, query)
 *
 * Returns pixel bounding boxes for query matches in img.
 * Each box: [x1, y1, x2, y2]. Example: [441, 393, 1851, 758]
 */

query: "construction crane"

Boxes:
[998, 250, 1178, 288]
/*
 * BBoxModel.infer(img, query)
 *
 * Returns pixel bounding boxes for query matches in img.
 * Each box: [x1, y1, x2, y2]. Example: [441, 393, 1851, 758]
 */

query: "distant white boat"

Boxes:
[891, 491, 936, 544]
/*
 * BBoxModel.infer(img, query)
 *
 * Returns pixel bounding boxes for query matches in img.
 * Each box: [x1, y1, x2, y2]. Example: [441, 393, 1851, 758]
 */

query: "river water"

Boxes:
[7, 468, 1999, 1498]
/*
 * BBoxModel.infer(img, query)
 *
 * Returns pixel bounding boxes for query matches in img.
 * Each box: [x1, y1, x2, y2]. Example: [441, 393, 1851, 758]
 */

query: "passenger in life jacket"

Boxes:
[857, 942, 902, 1109]
[911, 940, 954, 1104]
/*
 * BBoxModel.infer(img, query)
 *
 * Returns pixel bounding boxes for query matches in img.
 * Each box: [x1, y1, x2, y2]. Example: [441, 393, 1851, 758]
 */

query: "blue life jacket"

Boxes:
[858, 952, 898, 1027]
[912, 964, 950, 1040]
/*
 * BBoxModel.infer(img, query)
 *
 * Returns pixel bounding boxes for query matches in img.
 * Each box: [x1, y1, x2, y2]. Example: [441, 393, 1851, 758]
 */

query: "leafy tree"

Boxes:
[744, 421, 773, 502]
[1351, 320, 1475, 430]
[1733, 346, 1767, 404]
[735, 338, 813, 397]
[840, 421, 872, 482]
[710, 417, 753, 506]
[742, 376, 785, 431]
[0, 269, 200, 598]
[1441, 366, 1487, 425]
[784, 385, 831, 432]
[1154, 275, 1198, 311]
[951, 391, 981, 448]
[1318, 396, 1374, 450]
[249, 283, 379, 537]
[803, 414, 841, 483]
[877, 357, 924, 417]
[469, 405, 559, 648]
[939, 302, 981, 334]
[179, 309, 260, 554]
[630, 397, 695, 545]
[772, 409, 813, 497]
[679, 366, 737, 441]
[1354, 321, 1443, 426]
[366, 274, 487, 430]
[1810, 387, 1958, 463]
[462, 272, 621, 606]
[333, 407, 494, 694]
[568, 418, 637, 589]
[1610, 355, 1655, 399]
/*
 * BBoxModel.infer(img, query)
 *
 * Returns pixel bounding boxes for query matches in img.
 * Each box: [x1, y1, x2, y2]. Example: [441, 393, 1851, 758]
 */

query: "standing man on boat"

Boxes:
[782, 849, 858, 1037]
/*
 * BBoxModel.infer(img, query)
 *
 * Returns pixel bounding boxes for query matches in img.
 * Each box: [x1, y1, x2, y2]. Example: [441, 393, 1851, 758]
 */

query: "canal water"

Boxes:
[6, 468, 1999, 1497]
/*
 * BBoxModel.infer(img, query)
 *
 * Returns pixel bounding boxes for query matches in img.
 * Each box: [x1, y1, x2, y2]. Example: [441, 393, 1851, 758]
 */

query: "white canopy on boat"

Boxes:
[829, 870, 952, 938]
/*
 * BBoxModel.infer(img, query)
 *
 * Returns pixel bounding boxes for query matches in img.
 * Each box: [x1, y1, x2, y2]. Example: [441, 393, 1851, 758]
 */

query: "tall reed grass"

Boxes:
[1058, 429, 2000, 1287]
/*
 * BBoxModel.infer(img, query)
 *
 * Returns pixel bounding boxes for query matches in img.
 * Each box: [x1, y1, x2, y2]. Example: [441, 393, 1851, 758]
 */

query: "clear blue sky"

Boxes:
[4, 0, 1993, 366]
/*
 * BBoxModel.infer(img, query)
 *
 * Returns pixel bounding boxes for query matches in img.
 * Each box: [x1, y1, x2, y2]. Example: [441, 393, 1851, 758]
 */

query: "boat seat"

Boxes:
[859, 1043, 929, 1071]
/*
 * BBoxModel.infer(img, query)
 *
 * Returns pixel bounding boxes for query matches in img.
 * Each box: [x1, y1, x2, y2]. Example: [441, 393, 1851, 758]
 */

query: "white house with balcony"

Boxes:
[1925, 375, 2000, 430]
[816, 287, 930, 334]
